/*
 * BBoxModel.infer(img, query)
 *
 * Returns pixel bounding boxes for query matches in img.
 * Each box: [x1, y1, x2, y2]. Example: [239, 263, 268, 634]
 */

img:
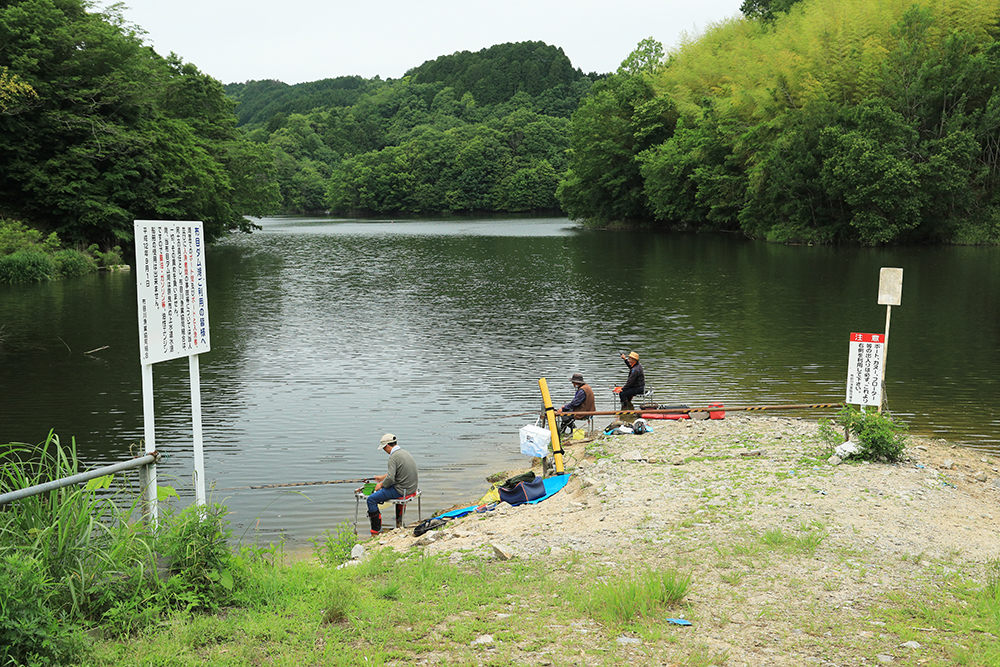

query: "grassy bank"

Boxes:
[4, 415, 1000, 666]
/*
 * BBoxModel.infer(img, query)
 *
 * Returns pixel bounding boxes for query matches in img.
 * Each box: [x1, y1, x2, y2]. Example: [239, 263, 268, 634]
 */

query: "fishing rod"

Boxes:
[487, 411, 546, 419]
[595, 318, 625, 358]
[553, 402, 844, 417]
[219, 478, 370, 491]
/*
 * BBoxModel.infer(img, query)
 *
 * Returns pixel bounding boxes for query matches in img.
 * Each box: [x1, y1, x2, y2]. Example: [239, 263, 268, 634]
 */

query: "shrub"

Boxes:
[836, 405, 908, 462]
[0, 249, 57, 282]
[313, 521, 357, 567]
[53, 249, 97, 277]
[0, 552, 85, 666]
[156, 503, 241, 611]
[0, 219, 59, 256]
[87, 243, 124, 268]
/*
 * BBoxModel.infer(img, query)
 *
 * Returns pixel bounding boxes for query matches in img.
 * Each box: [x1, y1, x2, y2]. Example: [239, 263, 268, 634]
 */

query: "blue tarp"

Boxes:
[437, 474, 571, 519]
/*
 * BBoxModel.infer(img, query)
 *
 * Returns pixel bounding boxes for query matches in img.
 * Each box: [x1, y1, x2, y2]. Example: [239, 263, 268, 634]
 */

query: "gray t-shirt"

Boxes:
[384, 447, 418, 494]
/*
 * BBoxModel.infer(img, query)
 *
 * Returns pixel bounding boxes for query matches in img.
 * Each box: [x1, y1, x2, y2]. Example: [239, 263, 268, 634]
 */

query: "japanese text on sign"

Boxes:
[134, 221, 211, 364]
[846, 332, 883, 406]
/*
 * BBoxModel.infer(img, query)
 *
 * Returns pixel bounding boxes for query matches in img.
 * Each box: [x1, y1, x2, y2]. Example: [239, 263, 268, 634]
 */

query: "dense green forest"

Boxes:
[224, 42, 598, 215]
[0, 0, 279, 248]
[2, 0, 999, 253]
[561, 0, 1000, 244]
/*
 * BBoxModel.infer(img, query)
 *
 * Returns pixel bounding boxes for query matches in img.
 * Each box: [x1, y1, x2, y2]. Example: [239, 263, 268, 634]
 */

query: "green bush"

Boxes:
[156, 503, 242, 611]
[0, 219, 59, 256]
[836, 406, 908, 462]
[312, 521, 357, 567]
[53, 249, 97, 277]
[87, 243, 124, 268]
[0, 552, 85, 666]
[0, 249, 57, 283]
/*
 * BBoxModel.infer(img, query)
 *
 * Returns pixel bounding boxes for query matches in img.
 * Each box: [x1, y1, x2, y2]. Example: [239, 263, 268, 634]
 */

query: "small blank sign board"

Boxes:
[134, 221, 211, 364]
[846, 333, 884, 406]
[878, 267, 903, 306]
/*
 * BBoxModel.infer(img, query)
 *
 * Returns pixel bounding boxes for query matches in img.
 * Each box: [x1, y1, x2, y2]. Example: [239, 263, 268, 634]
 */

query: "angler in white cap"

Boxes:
[366, 433, 419, 535]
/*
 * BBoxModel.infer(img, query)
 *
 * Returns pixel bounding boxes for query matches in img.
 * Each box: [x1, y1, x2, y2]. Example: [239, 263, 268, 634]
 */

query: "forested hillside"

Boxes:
[3, 0, 998, 250]
[227, 42, 598, 215]
[559, 0, 1000, 244]
[0, 0, 280, 247]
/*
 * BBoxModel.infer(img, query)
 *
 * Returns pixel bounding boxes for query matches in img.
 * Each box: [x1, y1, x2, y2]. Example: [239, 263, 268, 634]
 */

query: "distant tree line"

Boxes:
[3, 0, 999, 251]
[559, 0, 1000, 244]
[225, 42, 599, 216]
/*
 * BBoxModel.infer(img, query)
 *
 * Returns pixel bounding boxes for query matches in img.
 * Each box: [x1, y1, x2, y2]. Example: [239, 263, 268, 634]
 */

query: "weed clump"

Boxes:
[579, 567, 691, 627]
[313, 521, 357, 567]
[822, 406, 908, 462]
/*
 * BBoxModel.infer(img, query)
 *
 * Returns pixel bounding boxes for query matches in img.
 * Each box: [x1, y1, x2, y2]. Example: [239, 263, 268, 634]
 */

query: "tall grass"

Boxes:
[312, 521, 358, 567]
[0, 249, 57, 282]
[0, 433, 154, 618]
[578, 567, 692, 627]
[0, 432, 277, 663]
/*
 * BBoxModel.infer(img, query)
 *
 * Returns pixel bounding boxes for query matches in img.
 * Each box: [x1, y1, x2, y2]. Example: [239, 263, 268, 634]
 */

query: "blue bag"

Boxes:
[498, 478, 546, 506]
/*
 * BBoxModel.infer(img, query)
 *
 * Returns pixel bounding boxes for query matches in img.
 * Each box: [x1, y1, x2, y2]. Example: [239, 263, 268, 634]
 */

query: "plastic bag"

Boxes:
[519, 424, 551, 458]
[477, 483, 501, 506]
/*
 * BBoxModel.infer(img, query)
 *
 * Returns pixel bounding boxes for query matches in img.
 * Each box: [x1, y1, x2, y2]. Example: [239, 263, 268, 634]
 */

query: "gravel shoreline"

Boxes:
[369, 414, 1000, 665]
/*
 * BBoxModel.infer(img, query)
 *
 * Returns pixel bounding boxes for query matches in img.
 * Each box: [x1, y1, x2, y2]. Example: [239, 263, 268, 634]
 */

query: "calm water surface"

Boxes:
[2, 217, 998, 544]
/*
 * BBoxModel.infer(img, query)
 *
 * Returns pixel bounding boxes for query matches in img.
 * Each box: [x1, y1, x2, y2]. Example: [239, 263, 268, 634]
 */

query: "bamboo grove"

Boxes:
[560, 0, 1000, 244]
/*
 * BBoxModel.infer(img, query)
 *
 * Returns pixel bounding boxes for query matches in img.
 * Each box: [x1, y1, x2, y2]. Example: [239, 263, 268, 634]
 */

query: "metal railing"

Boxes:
[0, 452, 159, 510]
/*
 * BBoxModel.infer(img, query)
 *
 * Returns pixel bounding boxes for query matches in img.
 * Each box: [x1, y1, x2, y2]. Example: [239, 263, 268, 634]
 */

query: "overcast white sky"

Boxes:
[98, 1, 745, 85]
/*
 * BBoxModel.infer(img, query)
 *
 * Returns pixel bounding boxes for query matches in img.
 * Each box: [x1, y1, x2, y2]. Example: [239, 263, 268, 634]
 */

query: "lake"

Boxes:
[2, 216, 998, 545]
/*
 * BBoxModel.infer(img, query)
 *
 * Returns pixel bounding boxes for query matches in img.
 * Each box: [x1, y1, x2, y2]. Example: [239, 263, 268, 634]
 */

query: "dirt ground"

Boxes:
[369, 413, 1000, 666]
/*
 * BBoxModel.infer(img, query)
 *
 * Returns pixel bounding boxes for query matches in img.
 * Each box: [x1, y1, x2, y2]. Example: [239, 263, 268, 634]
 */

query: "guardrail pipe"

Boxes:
[0, 453, 158, 506]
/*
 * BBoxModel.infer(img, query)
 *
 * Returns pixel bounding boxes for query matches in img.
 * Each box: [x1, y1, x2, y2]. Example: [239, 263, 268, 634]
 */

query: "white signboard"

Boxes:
[134, 221, 210, 364]
[846, 332, 884, 406]
[878, 267, 903, 306]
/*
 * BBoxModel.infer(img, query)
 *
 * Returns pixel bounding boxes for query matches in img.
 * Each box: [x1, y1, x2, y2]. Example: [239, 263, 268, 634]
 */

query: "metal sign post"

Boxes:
[876, 268, 903, 413]
[134, 220, 211, 520]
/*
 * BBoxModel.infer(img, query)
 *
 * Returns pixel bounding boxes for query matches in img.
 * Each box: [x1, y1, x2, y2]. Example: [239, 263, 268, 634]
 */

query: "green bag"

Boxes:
[500, 471, 536, 489]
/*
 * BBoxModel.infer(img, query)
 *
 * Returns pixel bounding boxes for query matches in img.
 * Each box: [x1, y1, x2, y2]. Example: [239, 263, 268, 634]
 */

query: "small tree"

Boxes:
[836, 405, 908, 462]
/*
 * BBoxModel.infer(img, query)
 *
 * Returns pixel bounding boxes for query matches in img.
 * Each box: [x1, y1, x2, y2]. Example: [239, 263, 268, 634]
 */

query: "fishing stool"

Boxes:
[388, 490, 421, 528]
[612, 387, 655, 410]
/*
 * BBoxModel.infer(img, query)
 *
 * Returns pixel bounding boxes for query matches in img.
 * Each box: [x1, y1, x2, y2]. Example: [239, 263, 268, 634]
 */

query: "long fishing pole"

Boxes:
[219, 478, 370, 491]
[595, 318, 624, 358]
[553, 402, 844, 417]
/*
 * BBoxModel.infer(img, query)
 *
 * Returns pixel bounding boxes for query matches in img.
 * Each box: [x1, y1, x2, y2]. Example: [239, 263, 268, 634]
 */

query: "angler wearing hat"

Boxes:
[557, 373, 595, 433]
[615, 351, 645, 410]
[366, 433, 419, 535]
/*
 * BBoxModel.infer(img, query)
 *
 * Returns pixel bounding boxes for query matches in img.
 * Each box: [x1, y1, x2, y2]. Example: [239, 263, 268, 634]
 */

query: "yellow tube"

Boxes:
[538, 378, 565, 474]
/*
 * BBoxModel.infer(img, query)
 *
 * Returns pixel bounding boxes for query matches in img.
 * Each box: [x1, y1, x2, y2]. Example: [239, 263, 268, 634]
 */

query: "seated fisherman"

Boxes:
[615, 351, 645, 410]
[367, 433, 419, 535]
[557, 372, 596, 433]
